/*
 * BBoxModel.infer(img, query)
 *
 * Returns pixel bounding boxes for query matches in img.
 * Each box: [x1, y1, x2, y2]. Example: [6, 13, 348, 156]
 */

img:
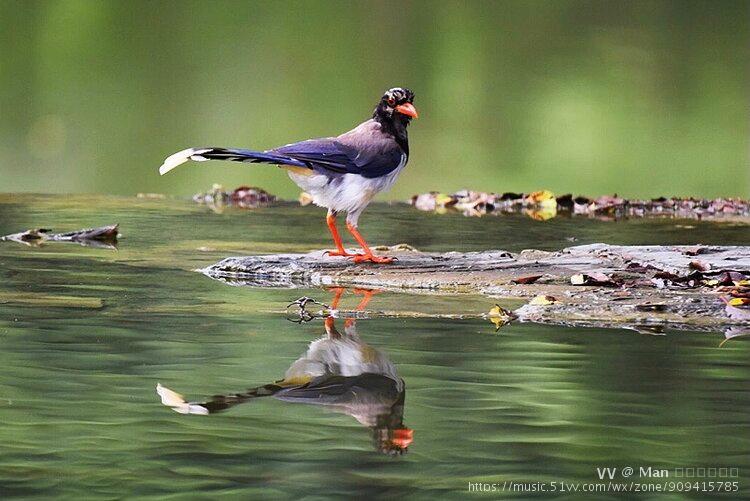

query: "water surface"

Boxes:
[0, 195, 748, 498]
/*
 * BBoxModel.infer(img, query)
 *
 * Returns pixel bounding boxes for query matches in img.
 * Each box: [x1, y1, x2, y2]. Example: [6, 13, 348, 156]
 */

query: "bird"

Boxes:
[157, 288, 413, 455]
[158, 87, 418, 264]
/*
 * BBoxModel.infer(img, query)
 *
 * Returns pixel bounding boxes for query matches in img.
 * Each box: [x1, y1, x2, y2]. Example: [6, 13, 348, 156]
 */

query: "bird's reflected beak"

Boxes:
[392, 427, 414, 449]
[395, 103, 419, 119]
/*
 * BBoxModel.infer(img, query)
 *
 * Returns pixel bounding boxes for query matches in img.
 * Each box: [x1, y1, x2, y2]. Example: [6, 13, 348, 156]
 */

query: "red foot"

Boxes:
[351, 254, 395, 264]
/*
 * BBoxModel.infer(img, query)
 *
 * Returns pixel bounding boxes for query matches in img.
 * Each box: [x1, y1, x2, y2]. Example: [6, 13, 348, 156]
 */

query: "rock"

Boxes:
[201, 244, 750, 331]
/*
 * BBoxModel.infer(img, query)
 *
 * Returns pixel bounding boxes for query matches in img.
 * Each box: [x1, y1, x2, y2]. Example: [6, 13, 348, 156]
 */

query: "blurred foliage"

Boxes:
[0, 0, 748, 199]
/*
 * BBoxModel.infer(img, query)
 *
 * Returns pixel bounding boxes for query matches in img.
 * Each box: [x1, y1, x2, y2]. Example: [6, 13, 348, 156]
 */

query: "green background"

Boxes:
[1, 0, 748, 199]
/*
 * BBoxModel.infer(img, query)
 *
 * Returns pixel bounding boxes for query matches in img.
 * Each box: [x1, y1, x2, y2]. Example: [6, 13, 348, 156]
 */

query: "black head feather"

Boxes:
[372, 87, 416, 154]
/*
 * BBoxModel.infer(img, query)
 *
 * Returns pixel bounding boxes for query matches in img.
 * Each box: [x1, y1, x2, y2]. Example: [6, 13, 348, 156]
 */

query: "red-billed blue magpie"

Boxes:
[159, 87, 418, 263]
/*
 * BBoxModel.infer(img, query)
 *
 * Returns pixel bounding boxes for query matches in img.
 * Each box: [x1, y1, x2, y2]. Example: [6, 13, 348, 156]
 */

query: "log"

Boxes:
[201, 244, 750, 331]
[0, 224, 119, 249]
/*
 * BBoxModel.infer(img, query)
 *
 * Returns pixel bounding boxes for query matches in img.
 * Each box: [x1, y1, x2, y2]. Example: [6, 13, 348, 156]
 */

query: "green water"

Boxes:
[0, 194, 748, 499]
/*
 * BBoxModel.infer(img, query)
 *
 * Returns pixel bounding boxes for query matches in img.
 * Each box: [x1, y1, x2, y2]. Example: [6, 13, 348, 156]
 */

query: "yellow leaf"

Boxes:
[524, 206, 557, 221]
[435, 193, 455, 207]
[487, 304, 513, 331]
[526, 190, 556, 206]
[728, 297, 750, 307]
[529, 295, 559, 306]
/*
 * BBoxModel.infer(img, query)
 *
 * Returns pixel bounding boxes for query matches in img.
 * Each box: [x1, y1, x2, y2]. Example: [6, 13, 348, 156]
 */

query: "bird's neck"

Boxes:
[374, 113, 410, 156]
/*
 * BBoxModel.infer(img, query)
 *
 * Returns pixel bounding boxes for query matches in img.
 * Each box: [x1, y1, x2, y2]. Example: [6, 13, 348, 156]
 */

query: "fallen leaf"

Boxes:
[487, 304, 514, 331]
[524, 206, 557, 221]
[512, 275, 543, 285]
[689, 260, 711, 272]
[571, 274, 586, 285]
[435, 193, 456, 207]
[570, 272, 620, 287]
[526, 190, 556, 207]
[529, 295, 559, 306]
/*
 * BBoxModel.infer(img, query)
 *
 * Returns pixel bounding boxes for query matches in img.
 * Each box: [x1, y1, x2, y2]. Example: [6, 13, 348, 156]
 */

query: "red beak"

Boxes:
[391, 428, 414, 449]
[395, 103, 419, 119]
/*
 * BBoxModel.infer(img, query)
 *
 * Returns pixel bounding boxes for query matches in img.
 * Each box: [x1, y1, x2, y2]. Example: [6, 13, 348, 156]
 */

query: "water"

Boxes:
[0, 194, 748, 498]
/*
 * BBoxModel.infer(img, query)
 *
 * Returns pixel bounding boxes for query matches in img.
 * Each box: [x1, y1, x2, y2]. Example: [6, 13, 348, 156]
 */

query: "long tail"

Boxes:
[158, 147, 309, 175]
[157, 382, 283, 415]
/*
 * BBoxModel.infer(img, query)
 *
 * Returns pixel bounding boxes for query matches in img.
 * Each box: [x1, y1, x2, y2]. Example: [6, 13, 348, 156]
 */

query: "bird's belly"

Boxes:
[287, 163, 405, 213]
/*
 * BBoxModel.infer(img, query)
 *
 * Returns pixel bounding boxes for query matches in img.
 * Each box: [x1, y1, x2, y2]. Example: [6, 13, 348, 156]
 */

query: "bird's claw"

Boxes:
[285, 296, 332, 323]
[350, 254, 396, 264]
[286, 296, 329, 310]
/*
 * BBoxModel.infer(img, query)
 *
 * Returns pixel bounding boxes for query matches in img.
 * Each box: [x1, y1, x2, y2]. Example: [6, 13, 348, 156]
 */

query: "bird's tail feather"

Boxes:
[156, 382, 284, 415]
[158, 147, 309, 175]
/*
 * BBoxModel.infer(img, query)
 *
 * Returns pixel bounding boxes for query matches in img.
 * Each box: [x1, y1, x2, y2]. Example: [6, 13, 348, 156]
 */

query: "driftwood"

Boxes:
[411, 190, 750, 221]
[202, 244, 750, 332]
[0, 224, 119, 249]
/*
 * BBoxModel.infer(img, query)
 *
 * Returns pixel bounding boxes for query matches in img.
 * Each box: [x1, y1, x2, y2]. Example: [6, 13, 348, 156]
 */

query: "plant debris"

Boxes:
[512, 275, 543, 284]
[1, 224, 119, 249]
[529, 295, 559, 306]
[571, 272, 621, 287]
[410, 189, 750, 221]
[486, 304, 516, 331]
[193, 184, 276, 211]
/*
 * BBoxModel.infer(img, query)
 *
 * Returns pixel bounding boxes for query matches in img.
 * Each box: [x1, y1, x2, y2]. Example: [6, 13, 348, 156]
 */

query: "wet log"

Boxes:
[1, 224, 119, 249]
[202, 244, 750, 331]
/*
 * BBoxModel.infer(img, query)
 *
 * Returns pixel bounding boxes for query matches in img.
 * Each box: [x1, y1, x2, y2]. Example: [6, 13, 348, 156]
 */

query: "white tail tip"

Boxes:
[158, 148, 210, 175]
[156, 383, 209, 415]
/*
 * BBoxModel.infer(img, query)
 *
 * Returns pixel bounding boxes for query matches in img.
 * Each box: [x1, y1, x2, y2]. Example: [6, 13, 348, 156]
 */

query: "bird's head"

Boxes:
[373, 87, 418, 124]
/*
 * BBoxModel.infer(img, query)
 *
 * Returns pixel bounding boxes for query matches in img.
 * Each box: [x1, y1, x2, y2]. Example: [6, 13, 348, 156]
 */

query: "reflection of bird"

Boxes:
[158, 88, 418, 264]
[157, 289, 413, 455]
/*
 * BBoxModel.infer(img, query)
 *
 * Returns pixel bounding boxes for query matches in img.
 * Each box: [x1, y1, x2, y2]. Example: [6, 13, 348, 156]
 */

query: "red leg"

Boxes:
[346, 222, 394, 264]
[345, 288, 381, 328]
[353, 288, 381, 310]
[327, 287, 345, 309]
[324, 213, 360, 257]
[324, 287, 345, 337]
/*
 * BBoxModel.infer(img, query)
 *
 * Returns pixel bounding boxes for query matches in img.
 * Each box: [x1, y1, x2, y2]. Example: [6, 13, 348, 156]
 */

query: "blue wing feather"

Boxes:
[272, 138, 404, 178]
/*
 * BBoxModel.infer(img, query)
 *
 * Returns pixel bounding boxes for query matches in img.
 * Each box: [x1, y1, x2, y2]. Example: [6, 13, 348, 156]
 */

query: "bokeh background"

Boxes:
[1, 0, 748, 199]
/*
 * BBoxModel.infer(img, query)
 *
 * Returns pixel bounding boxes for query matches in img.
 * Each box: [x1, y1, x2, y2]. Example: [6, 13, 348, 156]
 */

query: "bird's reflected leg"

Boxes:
[327, 287, 345, 309]
[353, 288, 380, 309]
[324, 210, 361, 258]
[345, 288, 381, 328]
[325, 287, 346, 338]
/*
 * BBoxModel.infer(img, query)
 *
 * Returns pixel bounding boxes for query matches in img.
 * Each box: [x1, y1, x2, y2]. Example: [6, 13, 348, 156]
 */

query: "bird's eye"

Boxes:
[387, 97, 396, 106]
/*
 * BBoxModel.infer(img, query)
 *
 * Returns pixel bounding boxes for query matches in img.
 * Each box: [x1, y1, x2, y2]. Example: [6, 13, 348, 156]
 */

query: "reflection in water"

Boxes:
[720, 327, 750, 347]
[0, 224, 119, 250]
[157, 288, 413, 455]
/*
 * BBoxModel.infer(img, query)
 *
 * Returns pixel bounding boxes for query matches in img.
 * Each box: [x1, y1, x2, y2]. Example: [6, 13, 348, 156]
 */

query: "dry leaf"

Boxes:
[529, 295, 559, 306]
[689, 260, 711, 272]
[487, 304, 514, 331]
[512, 275, 543, 285]
[727, 297, 750, 307]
